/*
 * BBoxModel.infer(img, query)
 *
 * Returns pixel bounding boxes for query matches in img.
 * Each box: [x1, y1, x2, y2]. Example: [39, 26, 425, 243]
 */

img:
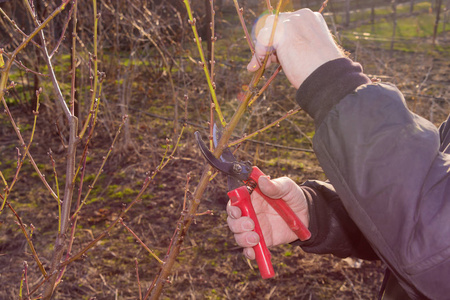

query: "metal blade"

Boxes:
[195, 131, 235, 174]
[227, 175, 243, 191]
[212, 124, 245, 191]
[195, 131, 252, 181]
[213, 123, 237, 164]
[212, 123, 221, 150]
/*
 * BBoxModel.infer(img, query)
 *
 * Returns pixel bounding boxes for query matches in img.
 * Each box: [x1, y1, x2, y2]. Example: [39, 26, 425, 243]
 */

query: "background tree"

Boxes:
[433, 0, 444, 44]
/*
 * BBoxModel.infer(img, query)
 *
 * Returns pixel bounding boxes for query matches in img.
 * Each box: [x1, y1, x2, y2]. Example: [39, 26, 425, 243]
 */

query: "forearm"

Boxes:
[297, 58, 450, 299]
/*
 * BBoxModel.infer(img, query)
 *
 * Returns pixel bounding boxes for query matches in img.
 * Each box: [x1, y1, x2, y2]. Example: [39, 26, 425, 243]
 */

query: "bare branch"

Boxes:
[6, 201, 47, 277]
[233, 0, 255, 55]
[120, 219, 163, 264]
[229, 108, 302, 146]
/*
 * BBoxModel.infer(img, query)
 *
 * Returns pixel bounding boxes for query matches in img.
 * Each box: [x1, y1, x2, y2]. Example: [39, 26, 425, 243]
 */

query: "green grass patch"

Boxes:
[334, 1, 432, 24]
[342, 7, 447, 52]
[347, 13, 443, 40]
[86, 197, 105, 205]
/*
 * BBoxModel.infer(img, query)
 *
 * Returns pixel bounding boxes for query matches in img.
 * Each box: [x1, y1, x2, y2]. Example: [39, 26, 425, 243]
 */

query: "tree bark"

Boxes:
[390, 0, 397, 55]
[433, 0, 443, 45]
[344, 0, 350, 27]
[371, 1, 376, 32]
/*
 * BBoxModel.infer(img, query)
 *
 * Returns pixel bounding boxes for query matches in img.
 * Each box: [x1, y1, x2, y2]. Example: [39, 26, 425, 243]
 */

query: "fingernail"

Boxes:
[246, 233, 258, 245]
[259, 176, 269, 184]
[242, 220, 254, 230]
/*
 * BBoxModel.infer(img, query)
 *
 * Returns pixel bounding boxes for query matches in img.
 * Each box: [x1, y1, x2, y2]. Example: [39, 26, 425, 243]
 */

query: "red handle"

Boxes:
[228, 186, 275, 279]
[248, 167, 311, 241]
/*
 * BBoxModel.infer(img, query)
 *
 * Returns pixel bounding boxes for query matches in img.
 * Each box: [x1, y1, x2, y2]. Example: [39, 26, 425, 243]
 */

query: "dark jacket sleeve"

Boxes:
[295, 180, 378, 260]
[295, 58, 450, 300]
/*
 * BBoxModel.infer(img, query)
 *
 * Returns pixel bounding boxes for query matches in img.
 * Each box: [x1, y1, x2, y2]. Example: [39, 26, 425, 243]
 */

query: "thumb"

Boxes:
[257, 176, 289, 199]
[258, 176, 304, 206]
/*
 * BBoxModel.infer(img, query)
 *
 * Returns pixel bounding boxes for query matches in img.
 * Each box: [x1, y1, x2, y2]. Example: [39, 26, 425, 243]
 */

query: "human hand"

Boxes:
[247, 9, 345, 89]
[226, 176, 309, 260]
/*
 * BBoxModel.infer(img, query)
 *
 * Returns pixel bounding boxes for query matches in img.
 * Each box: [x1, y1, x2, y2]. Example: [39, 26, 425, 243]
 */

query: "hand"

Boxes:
[247, 9, 345, 89]
[227, 176, 309, 260]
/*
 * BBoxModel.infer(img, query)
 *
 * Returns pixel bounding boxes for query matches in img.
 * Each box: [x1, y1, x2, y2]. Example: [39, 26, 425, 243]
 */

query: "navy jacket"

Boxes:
[294, 58, 450, 299]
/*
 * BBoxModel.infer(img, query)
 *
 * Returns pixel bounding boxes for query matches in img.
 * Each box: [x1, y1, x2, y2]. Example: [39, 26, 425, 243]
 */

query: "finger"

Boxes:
[227, 201, 242, 219]
[247, 52, 279, 72]
[248, 14, 285, 72]
[234, 231, 260, 248]
[257, 176, 293, 199]
[247, 54, 263, 72]
[247, 38, 272, 72]
[227, 216, 254, 234]
[243, 247, 256, 260]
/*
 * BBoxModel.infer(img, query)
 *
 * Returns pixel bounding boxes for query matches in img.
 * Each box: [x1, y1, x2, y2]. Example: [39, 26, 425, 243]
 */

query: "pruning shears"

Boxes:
[194, 125, 311, 279]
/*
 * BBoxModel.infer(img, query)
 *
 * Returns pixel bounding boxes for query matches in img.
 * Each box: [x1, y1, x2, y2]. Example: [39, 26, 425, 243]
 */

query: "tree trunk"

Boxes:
[390, 0, 397, 55]
[433, 0, 443, 45]
[443, 0, 449, 32]
[344, 0, 350, 27]
[371, 1, 376, 32]
[410, 0, 415, 14]
[327, 0, 340, 43]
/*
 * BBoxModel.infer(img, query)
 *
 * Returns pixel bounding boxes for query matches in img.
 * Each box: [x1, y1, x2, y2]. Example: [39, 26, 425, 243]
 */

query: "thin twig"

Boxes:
[0, 89, 42, 214]
[79, 0, 100, 138]
[0, 8, 43, 50]
[71, 115, 126, 219]
[248, 65, 282, 106]
[120, 219, 163, 264]
[0, 171, 7, 188]
[24, 261, 30, 299]
[0, 1, 69, 205]
[136, 259, 143, 300]
[319, 0, 329, 14]
[13, 59, 48, 77]
[48, 150, 62, 233]
[233, 0, 255, 55]
[28, 269, 56, 298]
[19, 264, 25, 299]
[229, 108, 302, 146]
[74, 91, 102, 180]
[183, 0, 226, 126]
[23, 0, 72, 120]
[183, 172, 192, 212]
[59, 119, 187, 270]
[257, 0, 283, 76]
[6, 201, 47, 277]
[70, 0, 78, 115]
[209, 0, 216, 150]
[50, 2, 75, 59]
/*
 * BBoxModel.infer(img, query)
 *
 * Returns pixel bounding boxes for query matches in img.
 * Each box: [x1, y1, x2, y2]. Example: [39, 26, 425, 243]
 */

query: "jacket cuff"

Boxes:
[293, 180, 378, 260]
[296, 57, 372, 128]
